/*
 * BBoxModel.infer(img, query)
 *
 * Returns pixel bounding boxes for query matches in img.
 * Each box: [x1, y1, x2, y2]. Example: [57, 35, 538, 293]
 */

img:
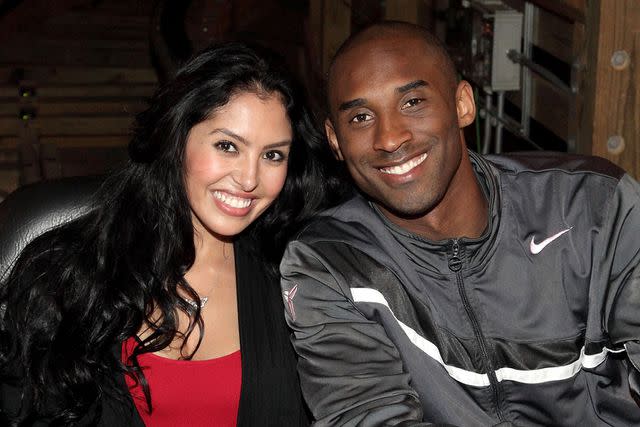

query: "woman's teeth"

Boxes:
[213, 191, 251, 208]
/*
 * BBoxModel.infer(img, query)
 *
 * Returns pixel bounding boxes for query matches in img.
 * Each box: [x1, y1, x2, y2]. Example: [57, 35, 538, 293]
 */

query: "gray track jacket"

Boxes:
[280, 151, 640, 426]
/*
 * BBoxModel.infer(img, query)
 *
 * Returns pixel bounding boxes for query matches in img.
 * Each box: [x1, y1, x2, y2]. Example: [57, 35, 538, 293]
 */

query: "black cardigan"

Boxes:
[1, 234, 309, 426]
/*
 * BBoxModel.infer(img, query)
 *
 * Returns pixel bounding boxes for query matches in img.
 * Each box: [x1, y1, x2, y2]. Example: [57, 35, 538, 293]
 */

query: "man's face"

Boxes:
[326, 33, 475, 223]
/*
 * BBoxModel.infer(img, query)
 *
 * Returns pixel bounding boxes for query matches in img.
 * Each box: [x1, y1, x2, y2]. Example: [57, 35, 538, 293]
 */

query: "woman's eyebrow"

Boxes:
[263, 140, 292, 149]
[210, 128, 249, 145]
[211, 128, 291, 149]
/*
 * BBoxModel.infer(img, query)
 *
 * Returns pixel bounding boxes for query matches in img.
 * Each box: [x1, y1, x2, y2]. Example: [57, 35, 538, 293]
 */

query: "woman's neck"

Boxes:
[187, 230, 235, 295]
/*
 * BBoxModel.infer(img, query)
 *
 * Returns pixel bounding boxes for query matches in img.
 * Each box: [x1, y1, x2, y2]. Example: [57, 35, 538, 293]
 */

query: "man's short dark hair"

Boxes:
[326, 21, 459, 102]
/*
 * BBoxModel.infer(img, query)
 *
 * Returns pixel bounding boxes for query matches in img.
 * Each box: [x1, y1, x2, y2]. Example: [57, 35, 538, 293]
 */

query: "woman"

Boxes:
[0, 42, 341, 426]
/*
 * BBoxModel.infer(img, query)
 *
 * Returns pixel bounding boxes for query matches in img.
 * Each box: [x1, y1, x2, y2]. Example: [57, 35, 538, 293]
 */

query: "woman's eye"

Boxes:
[263, 150, 286, 162]
[214, 140, 238, 153]
[350, 113, 372, 124]
[402, 98, 424, 109]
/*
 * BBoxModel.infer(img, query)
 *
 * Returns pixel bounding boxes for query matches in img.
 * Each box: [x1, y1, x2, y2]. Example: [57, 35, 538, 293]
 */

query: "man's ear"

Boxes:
[325, 119, 344, 161]
[455, 81, 476, 129]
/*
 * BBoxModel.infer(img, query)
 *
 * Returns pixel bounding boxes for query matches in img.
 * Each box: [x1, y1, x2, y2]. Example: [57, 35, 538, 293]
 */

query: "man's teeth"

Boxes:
[213, 191, 251, 208]
[380, 153, 428, 175]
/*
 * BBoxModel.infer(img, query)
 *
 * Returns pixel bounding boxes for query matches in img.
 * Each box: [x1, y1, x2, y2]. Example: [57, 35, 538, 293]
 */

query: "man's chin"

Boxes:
[374, 196, 440, 220]
[390, 205, 435, 220]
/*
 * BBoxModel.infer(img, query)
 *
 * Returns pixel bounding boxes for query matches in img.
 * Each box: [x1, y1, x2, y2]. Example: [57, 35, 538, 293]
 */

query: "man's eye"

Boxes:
[402, 98, 424, 109]
[214, 140, 237, 153]
[263, 150, 286, 162]
[350, 113, 371, 123]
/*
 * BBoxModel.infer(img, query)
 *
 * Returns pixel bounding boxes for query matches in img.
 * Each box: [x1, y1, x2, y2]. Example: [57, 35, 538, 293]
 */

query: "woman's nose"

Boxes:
[232, 158, 258, 192]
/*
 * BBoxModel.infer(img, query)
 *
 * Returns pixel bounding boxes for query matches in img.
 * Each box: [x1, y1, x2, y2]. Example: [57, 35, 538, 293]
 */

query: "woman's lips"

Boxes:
[213, 190, 252, 208]
[212, 190, 254, 216]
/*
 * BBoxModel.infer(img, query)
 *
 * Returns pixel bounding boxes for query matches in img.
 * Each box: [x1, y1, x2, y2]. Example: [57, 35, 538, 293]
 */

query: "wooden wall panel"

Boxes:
[501, 2, 575, 143]
[581, 0, 639, 178]
[534, 7, 574, 63]
[531, 77, 569, 141]
[385, 0, 421, 24]
[504, 0, 584, 22]
[321, 0, 351, 74]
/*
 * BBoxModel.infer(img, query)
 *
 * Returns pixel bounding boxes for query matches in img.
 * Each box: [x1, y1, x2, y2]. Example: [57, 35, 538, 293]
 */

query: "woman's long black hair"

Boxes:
[0, 42, 344, 425]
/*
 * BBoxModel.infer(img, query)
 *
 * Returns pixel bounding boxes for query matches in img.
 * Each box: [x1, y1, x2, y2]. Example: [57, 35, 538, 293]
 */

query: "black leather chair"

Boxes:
[0, 176, 103, 283]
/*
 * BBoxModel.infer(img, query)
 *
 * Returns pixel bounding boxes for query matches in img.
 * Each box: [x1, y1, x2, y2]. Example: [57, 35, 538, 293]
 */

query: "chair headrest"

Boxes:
[0, 176, 103, 283]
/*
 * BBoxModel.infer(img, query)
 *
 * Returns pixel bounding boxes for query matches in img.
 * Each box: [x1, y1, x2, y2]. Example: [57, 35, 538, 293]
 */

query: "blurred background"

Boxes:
[0, 0, 637, 201]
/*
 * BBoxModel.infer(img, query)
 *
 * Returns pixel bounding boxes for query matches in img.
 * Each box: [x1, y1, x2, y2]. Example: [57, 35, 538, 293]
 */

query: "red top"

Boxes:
[122, 337, 242, 427]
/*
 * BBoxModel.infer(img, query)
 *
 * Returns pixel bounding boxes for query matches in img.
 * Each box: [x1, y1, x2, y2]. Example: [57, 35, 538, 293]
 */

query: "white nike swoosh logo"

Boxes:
[529, 227, 573, 255]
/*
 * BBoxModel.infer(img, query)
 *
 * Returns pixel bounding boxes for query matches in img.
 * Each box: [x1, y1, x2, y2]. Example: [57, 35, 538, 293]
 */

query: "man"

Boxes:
[281, 21, 640, 426]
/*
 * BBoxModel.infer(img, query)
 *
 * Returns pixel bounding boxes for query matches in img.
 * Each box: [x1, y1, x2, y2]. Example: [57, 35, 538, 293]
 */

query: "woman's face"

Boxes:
[184, 91, 292, 240]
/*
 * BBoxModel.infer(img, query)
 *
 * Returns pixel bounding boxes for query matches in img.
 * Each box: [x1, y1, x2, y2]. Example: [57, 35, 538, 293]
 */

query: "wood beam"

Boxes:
[579, 0, 639, 178]
[318, 0, 351, 74]
[385, 0, 420, 24]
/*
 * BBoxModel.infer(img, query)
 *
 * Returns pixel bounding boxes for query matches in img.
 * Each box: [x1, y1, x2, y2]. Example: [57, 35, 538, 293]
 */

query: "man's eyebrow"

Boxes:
[338, 98, 366, 112]
[337, 80, 428, 112]
[210, 128, 291, 148]
[397, 80, 427, 93]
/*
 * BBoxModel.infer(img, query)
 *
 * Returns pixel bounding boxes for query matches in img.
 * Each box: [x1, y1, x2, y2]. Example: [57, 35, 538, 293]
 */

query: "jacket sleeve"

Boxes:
[280, 239, 434, 427]
[600, 174, 640, 403]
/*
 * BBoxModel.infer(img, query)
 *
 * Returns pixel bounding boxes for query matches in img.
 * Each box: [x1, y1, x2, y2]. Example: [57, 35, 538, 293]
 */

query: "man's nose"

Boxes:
[373, 116, 411, 152]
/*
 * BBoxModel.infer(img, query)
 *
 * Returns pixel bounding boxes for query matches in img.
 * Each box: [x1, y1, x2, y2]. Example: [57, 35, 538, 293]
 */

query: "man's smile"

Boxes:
[379, 153, 428, 175]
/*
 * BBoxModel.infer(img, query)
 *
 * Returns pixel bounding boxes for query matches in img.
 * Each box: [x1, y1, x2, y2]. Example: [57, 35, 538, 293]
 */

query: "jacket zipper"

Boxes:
[449, 238, 505, 421]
